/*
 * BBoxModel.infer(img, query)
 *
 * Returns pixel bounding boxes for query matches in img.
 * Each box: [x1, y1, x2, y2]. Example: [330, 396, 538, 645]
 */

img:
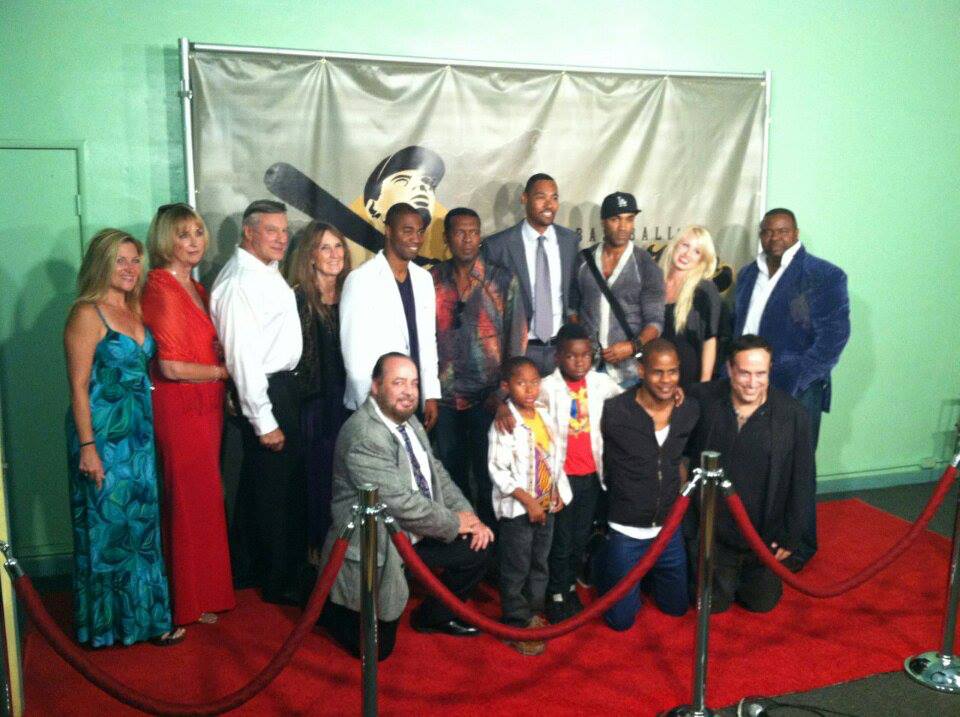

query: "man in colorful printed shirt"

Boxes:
[431, 207, 528, 528]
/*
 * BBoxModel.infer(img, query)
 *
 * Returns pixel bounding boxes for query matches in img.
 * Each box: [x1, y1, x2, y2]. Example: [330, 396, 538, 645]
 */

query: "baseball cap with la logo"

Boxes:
[600, 191, 640, 219]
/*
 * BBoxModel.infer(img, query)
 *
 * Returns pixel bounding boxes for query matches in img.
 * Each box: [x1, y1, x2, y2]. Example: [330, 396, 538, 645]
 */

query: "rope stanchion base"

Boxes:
[662, 706, 716, 717]
[905, 652, 960, 693]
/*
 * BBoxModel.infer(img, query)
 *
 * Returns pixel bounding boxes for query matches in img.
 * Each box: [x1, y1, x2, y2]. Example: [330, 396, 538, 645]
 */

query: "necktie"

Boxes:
[396, 424, 431, 498]
[533, 235, 554, 341]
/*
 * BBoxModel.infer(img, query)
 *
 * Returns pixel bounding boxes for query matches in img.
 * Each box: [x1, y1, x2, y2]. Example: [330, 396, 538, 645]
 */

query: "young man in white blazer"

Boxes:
[340, 202, 441, 429]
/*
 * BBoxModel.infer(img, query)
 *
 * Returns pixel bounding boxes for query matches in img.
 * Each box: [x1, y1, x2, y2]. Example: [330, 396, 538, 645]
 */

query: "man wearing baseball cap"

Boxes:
[570, 191, 665, 387]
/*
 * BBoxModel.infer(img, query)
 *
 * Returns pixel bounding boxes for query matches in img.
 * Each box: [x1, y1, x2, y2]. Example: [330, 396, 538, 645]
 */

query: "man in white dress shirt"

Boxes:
[210, 199, 306, 605]
[340, 202, 441, 430]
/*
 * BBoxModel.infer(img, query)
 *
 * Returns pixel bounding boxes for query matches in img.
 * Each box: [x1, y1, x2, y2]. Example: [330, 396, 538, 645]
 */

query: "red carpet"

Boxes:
[22, 499, 956, 716]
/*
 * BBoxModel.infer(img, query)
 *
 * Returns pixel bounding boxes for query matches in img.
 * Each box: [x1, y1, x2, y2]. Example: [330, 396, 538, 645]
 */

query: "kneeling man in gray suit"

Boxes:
[319, 352, 494, 660]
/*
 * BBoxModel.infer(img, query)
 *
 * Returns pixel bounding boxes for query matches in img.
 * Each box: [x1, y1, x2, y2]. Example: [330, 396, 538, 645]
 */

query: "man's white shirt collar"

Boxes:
[756, 241, 802, 278]
[236, 245, 280, 272]
[521, 219, 557, 244]
[371, 400, 401, 429]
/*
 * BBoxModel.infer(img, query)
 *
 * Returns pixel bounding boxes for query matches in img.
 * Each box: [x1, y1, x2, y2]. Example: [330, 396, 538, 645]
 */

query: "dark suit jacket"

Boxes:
[734, 246, 850, 410]
[687, 379, 814, 552]
[482, 220, 581, 326]
[320, 397, 472, 621]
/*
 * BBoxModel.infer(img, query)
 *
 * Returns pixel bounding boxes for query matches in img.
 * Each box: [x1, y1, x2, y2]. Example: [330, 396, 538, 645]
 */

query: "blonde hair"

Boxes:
[147, 203, 208, 268]
[658, 225, 717, 332]
[75, 228, 145, 312]
[287, 221, 352, 326]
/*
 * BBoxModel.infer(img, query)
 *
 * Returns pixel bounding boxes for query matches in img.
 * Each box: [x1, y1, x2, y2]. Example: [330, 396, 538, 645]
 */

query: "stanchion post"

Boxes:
[904, 452, 960, 693]
[666, 451, 724, 717]
[358, 484, 383, 717]
[1, 539, 25, 716]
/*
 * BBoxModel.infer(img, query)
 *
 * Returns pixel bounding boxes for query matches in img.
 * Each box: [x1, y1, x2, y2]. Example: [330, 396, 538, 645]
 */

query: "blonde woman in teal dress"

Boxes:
[64, 229, 182, 647]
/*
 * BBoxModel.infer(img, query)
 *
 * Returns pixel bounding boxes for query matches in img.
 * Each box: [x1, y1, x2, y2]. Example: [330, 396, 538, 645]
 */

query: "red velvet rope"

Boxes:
[724, 464, 957, 598]
[13, 537, 350, 716]
[392, 494, 691, 641]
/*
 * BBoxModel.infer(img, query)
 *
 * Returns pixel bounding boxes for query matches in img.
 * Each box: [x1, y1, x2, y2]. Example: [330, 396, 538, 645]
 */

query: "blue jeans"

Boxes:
[794, 379, 826, 561]
[599, 527, 688, 631]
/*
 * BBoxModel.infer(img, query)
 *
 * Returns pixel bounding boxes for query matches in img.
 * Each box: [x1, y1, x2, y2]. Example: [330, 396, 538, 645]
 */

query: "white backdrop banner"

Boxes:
[189, 49, 767, 276]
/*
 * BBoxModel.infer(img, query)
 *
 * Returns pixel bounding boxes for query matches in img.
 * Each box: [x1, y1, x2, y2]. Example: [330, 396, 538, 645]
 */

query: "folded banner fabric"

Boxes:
[189, 49, 766, 275]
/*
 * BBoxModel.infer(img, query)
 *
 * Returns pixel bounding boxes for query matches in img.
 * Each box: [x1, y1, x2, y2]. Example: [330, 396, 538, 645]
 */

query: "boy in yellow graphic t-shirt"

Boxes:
[488, 356, 572, 655]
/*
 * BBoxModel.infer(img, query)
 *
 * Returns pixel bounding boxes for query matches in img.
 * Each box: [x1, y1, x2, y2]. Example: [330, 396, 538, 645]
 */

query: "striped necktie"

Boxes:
[396, 424, 431, 498]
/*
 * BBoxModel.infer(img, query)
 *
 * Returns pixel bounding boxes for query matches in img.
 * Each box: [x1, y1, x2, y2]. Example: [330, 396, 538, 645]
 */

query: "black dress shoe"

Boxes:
[410, 618, 479, 636]
[545, 598, 567, 624]
[781, 555, 807, 574]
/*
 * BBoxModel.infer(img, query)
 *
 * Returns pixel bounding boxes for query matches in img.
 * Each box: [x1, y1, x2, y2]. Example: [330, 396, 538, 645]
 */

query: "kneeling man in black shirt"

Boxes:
[598, 339, 699, 629]
[687, 334, 814, 613]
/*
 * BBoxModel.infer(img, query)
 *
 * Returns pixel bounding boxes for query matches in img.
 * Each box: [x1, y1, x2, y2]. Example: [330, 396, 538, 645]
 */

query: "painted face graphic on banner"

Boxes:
[363, 146, 447, 234]
[263, 144, 450, 265]
[367, 170, 438, 228]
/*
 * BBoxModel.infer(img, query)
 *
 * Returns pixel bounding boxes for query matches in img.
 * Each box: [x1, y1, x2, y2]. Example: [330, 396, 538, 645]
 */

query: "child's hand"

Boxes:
[526, 499, 547, 525]
[550, 497, 565, 513]
[493, 400, 516, 434]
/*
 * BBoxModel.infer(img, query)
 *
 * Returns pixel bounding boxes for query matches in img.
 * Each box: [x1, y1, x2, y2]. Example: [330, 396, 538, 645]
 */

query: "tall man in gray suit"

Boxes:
[319, 352, 494, 661]
[483, 173, 581, 375]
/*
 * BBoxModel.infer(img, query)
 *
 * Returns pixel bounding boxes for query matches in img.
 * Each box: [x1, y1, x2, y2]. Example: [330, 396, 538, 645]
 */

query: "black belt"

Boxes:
[527, 337, 558, 347]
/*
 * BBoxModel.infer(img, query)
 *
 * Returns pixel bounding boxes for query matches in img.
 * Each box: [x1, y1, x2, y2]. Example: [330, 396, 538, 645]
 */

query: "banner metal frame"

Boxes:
[178, 38, 772, 217]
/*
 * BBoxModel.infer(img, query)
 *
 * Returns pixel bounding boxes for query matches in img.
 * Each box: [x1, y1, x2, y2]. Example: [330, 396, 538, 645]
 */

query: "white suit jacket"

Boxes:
[339, 251, 440, 409]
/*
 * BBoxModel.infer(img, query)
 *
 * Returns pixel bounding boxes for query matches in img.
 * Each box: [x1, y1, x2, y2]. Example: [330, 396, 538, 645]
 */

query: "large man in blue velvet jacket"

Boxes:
[734, 208, 850, 570]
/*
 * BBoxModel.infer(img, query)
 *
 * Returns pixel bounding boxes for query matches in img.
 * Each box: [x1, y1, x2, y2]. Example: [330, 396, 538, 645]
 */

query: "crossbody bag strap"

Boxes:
[580, 247, 636, 344]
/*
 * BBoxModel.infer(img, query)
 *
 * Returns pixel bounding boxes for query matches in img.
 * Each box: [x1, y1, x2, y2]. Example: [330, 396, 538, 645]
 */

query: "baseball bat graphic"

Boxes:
[264, 161, 385, 255]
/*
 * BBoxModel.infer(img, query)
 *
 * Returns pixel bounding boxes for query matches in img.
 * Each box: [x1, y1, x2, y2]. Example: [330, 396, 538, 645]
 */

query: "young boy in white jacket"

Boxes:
[488, 356, 572, 655]
[539, 323, 623, 622]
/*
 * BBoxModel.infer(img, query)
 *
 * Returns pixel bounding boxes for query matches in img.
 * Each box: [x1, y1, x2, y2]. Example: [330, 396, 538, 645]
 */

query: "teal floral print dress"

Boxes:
[65, 307, 173, 646]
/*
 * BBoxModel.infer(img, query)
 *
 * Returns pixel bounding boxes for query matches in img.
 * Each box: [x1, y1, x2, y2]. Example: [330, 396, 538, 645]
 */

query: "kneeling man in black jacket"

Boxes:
[686, 334, 814, 613]
[598, 339, 699, 630]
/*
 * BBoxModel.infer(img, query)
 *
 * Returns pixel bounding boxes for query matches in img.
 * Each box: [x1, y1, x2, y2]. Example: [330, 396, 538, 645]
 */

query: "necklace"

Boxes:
[167, 267, 194, 285]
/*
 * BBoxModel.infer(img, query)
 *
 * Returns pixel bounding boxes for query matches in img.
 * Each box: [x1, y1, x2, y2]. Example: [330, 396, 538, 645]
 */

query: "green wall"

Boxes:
[2, 0, 959, 560]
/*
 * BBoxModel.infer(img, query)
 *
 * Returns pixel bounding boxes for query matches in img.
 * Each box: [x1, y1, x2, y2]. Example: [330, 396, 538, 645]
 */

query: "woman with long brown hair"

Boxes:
[287, 221, 352, 552]
[64, 229, 181, 647]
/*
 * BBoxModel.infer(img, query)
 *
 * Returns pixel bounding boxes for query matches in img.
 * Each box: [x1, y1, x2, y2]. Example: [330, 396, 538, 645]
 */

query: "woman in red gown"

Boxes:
[142, 203, 235, 627]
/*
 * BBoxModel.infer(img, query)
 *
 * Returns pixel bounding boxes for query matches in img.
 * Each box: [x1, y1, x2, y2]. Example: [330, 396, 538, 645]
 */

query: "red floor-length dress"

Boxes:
[142, 269, 235, 625]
